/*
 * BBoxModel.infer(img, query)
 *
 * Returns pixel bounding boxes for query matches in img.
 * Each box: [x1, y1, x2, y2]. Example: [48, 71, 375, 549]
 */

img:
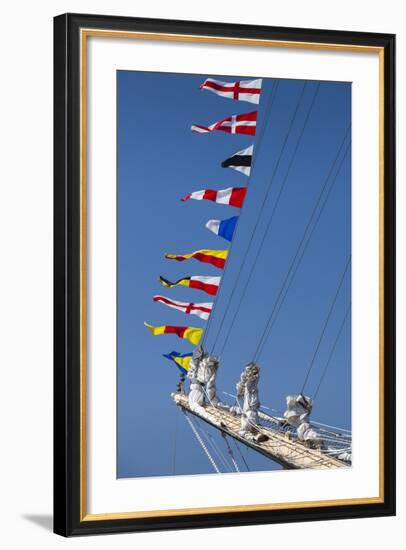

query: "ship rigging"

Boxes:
[145, 75, 352, 473]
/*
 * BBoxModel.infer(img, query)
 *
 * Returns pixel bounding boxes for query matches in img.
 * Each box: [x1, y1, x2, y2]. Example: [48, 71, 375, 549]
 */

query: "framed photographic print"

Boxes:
[53, 13, 396, 536]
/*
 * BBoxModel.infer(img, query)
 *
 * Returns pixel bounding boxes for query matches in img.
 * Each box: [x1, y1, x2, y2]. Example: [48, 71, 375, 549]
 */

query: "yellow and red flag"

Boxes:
[164, 249, 228, 269]
[144, 322, 203, 345]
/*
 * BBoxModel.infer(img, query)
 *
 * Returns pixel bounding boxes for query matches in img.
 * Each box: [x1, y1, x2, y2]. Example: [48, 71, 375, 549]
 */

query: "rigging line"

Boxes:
[301, 255, 351, 393]
[200, 387, 245, 472]
[324, 442, 352, 450]
[256, 144, 350, 360]
[312, 428, 351, 440]
[209, 432, 235, 473]
[183, 410, 221, 473]
[319, 436, 351, 446]
[221, 433, 241, 472]
[254, 139, 351, 361]
[208, 81, 309, 353]
[197, 387, 242, 472]
[231, 437, 251, 471]
[201, 82, 280, 347]
[252, 129, 350, 361]
[195, 418, 235, 472]
[200, 385, 244, 471]
[172, 410, 179, 475]
[188, 413, 229, 471]
[215, 82, 321, 357]
[313, 303, 351, 400]
[311, 420, 352, 434]
[317, 437, 351, 446]
[251, 79, 280, 162]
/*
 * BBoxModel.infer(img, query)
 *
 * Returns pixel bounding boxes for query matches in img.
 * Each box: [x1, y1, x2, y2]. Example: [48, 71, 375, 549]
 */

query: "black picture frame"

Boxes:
[54, 12, 396, 536]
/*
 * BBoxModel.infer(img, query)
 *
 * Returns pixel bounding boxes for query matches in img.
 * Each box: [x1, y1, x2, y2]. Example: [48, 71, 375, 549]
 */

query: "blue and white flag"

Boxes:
[206, 216, 238, 242]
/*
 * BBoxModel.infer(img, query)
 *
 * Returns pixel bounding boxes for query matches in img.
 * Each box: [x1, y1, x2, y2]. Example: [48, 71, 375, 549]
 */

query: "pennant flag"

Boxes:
[163, 351, 193, 374]
[165, 249, 228, 269]
[222, 144, 253, 176]
[159, 275, 221, 296]
[199, 78, 262, 104]
[144, 322, 203, 345]
[153, 295, 213, 320]
[181, 187, 247, 208]
[191, 111, 257, 136]
[206, 216, 238, 242]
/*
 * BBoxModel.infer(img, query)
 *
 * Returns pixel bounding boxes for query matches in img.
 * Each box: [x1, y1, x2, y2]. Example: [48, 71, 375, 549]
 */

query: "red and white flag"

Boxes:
[200, 78, 262, 104]
[191, 111, 257, 136]
[181, 187, 247, 208]
[153, 295, 213, 320]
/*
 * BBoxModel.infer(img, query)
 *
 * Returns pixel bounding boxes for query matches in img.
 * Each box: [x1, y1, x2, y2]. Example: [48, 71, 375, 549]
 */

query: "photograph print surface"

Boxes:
[117, 70, 351, 479]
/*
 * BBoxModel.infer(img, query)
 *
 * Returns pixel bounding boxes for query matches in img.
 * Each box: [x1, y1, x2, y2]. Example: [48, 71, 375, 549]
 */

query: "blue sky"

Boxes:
[117, 71, 351, 478]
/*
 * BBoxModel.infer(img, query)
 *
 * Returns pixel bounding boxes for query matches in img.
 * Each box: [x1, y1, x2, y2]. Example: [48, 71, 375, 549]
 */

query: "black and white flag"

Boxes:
[221, 144, 253, 176]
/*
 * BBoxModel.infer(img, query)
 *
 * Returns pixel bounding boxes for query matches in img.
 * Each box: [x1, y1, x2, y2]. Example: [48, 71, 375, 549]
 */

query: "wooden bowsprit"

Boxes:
[172, 392, 348, 470]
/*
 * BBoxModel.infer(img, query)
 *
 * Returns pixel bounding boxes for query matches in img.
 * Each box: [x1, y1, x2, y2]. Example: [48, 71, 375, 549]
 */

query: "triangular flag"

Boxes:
[206, 216, 238, 242]
[222, 145, 253, 176]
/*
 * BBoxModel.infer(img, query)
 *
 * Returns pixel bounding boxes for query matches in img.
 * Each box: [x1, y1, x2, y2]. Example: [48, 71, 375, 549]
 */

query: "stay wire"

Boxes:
[231, 437, 251, 471]
[253, 138, 351, 361]
[250, 80, 280, 161]
[313, 303, 351, 400]
[301, 255, 351, 394]
[221, 433, 241, 472]
[198, 421, 234, 472]
[255, 143, 350, 360]
[171, 411, 178, 475]
[183, 410, 220, 473]
[209, 81, 309, 354]
[215, 82, 321, 357]
[201, 81, 280, 347]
